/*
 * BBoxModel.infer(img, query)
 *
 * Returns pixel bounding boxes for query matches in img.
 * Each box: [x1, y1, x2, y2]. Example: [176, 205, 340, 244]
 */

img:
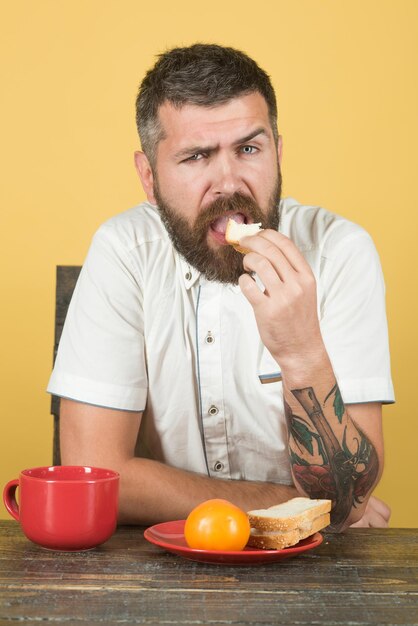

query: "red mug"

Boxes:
[3, 466, 119, 551]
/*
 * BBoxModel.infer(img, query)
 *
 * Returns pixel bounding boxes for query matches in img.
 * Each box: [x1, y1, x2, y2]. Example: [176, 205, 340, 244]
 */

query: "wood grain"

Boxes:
[0, 522, 417, 625]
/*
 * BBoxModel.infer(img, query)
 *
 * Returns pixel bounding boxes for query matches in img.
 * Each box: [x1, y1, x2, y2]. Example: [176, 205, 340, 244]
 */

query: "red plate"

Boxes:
[144, 520, 323, 565]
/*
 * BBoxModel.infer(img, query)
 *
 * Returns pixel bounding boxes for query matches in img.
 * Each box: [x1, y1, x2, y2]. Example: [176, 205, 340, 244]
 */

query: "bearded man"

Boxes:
[48, 44, 394, 530]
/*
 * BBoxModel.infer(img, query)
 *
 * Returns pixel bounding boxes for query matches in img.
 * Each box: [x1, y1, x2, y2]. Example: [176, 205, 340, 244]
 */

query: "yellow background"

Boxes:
[1, 0, 417, 526]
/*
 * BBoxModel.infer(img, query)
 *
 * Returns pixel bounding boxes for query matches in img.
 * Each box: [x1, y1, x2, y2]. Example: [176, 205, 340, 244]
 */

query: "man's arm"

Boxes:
[284, 377, 384, 530]
[60, 398, 297, 525]
[239, 229, 385, 530]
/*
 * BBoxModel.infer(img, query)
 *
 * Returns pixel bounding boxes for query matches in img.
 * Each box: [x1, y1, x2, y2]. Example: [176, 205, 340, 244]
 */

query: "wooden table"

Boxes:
[0, 521, 417, 625]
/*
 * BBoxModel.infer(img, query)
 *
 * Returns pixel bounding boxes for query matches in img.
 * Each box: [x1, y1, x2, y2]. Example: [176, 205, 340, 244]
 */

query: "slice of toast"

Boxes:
[246, 497, 331, 550]
[225, 219, 262, 254]
[247, 512, 330, 550]
[248, 497, 331, 532]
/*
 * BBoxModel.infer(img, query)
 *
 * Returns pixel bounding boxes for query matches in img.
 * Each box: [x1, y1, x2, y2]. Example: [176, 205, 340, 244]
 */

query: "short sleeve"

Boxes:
[319, 230, 395, 404]
[47, 223, 148, 411]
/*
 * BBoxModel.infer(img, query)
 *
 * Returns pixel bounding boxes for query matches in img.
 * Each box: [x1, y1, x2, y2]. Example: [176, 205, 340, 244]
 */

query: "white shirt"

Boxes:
[47, 198, 395, 484]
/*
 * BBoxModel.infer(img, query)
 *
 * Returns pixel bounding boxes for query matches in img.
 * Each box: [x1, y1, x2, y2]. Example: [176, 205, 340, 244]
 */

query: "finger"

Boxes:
[368, 495, 391, 521]
[367, 511, 390, 528]
[350, 513, 388, 528]
[241, 229, 308, 273]
[350, 499, 390, 529]
[238, 273, 266, 307]
[242, 251, 286, 288]
[350, 518, 368, 528]
[240, 237, 297, 283]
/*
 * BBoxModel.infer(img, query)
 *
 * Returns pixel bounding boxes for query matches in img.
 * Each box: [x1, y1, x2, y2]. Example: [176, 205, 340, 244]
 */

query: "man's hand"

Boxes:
[350, 496, 391, 528]
[238, 229, 323, 368]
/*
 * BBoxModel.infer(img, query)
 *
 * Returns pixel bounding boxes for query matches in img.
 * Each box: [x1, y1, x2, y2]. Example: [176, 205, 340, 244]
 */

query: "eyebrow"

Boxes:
[174, 127, 268, 160]
[234, 127, 268, 146]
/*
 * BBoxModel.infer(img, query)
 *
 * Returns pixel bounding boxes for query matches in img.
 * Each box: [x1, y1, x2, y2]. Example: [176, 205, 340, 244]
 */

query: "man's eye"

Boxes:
[185, 153, 204, 162]
[240, 145, 258, 155]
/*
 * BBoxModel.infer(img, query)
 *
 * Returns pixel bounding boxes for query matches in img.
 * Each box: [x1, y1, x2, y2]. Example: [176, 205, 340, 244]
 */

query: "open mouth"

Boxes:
[209, 212, 249, 244]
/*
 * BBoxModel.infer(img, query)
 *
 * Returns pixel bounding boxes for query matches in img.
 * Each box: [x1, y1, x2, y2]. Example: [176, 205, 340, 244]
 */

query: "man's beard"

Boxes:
[154, 172, 282, 285]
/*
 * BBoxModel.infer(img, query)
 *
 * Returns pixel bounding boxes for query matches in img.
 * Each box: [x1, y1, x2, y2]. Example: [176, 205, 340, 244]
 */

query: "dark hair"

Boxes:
[136, 43, 278, 165]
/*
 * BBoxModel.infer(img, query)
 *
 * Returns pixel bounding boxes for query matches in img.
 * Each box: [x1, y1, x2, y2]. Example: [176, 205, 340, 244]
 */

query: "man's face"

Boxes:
[136, 92, 282, 284]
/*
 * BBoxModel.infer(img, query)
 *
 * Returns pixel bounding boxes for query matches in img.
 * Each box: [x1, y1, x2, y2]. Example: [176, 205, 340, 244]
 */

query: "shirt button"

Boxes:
[208, 405, 219, 416]
[205, 332, 215, 344]
[213, 461, 224, 472]
[185, 271, 192, 280]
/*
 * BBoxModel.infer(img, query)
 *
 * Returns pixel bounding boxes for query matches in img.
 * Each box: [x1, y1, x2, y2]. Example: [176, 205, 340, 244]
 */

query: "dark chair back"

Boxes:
[50, 265, 82, 465]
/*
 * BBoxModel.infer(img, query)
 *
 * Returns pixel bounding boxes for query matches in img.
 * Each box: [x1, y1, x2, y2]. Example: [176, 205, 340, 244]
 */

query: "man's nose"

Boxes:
[211, 154, 242, 196]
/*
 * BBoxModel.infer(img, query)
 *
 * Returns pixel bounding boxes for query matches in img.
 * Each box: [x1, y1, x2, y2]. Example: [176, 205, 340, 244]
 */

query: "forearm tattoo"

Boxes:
[285, 384, 379, 530]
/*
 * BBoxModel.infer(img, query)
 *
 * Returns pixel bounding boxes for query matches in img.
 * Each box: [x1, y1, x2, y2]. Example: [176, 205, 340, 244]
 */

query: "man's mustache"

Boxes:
[194, 193, 262, 231]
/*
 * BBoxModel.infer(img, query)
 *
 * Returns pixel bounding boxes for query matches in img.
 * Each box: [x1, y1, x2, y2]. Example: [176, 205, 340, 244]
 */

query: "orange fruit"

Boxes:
[184, 498, 251, 551]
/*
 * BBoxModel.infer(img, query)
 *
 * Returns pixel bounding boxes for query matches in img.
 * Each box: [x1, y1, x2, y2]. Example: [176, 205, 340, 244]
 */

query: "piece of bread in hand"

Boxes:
[225, 219, 263, 254]
[247, 497, 331, 550]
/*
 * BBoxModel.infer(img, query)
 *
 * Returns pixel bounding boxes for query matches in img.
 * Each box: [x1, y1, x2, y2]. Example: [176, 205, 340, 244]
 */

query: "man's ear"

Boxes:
[277, 135, 283, 166]
[134, 151, 157, 204]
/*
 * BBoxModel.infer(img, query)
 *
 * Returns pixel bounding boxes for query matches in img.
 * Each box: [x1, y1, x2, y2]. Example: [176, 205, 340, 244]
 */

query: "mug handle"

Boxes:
[3, 479, 20, 521]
